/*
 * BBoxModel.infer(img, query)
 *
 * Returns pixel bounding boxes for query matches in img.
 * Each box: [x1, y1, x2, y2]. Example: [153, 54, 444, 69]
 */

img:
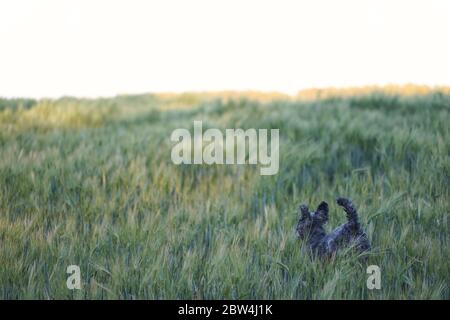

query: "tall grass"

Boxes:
[0, 90, 448, 299]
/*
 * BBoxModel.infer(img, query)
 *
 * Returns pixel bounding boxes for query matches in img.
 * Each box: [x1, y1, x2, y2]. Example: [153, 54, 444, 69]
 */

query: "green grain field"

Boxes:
[0, 88, 449, 299]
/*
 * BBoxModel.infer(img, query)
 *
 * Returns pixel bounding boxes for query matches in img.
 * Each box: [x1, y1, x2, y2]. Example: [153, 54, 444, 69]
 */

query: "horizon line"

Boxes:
[1, 83, 450, 101]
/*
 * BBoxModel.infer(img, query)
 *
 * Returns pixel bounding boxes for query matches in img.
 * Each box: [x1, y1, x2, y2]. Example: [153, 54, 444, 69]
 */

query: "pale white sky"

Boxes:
[0, 0, 449, 98]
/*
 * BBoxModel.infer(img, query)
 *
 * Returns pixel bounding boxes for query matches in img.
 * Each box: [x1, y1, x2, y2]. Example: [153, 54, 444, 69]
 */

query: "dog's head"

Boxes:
[295, 202, 329, 240]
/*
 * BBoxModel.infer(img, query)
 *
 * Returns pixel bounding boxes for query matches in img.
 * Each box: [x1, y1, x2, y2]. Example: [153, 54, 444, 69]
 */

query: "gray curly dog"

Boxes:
[296, 197, 371, 257]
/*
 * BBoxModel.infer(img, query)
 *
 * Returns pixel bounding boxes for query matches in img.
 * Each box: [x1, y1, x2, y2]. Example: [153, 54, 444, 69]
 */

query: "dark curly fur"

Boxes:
[296, 197, 370, 257]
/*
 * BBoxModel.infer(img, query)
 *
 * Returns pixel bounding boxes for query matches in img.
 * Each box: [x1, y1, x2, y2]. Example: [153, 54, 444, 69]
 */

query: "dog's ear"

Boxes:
[314, 201, 329, 224]
[299, 204, 311, 220]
